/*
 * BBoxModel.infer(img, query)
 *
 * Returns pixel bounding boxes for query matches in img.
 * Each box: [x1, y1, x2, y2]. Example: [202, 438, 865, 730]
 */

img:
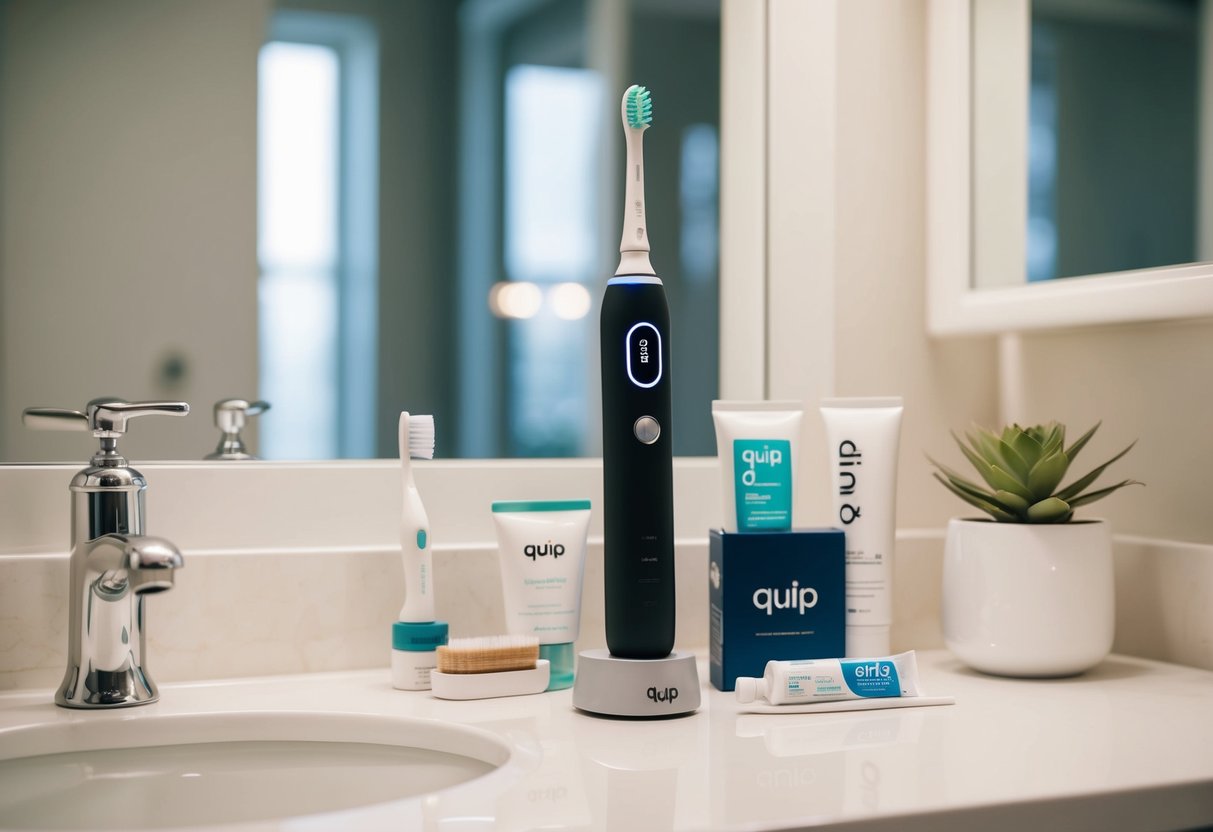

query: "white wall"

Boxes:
[0, 0, 265, 462]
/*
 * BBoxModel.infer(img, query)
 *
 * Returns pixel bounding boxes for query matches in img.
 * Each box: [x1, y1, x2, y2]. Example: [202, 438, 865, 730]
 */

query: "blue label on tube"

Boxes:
[733, 439, 792, 530]
[840, 659, 900, 697]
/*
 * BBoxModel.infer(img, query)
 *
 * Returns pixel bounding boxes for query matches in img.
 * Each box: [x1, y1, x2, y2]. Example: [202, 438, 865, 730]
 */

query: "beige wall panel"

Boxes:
[1013, 320, 1213, 543]
[832, 1, 999, 530]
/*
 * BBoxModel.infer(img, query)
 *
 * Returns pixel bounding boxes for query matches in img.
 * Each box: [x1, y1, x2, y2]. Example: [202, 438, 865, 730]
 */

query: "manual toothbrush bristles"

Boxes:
[405, 414, 435, 461]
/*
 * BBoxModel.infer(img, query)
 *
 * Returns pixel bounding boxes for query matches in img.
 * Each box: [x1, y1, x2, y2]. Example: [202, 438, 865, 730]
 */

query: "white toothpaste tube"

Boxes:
[819, 397, 903, 658]
[735, 651, 921, 706]
[492, 499, 591, 691]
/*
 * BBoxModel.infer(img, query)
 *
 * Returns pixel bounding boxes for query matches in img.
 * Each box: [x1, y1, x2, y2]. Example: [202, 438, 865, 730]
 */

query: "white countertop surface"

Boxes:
[1, 649, 1211, 831]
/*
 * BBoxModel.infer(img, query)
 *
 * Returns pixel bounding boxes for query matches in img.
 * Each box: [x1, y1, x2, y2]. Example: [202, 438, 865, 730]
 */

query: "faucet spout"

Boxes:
[58, 533, 184, 708]
[123, 535, 184, 593]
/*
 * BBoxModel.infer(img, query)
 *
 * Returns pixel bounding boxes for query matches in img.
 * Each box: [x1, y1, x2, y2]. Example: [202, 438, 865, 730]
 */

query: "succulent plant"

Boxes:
[930, 421, 1141, 523]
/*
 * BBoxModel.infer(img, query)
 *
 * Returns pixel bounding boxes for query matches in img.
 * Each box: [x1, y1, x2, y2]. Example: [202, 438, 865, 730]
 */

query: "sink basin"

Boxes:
[0, 711, 511, 830]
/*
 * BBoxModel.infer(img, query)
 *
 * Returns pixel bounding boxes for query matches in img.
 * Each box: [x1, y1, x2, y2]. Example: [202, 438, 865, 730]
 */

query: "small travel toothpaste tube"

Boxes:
[492, 500, 591, 691]
[819, 397, 903, 658]
[712, 401, 804, 532]
[736, 651, 921, 705]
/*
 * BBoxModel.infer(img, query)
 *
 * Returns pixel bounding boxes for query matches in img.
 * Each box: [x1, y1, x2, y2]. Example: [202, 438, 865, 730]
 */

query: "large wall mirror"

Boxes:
[0, 0, 723, 462]
[928, 0, 1213, 334]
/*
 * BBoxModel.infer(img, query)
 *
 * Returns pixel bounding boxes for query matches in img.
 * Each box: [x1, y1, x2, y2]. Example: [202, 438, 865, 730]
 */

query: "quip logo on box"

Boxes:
[709, 528, 845, 692]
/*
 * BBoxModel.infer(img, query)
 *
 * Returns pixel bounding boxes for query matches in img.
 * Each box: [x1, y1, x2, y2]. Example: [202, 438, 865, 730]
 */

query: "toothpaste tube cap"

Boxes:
[735, 676, 760, 704]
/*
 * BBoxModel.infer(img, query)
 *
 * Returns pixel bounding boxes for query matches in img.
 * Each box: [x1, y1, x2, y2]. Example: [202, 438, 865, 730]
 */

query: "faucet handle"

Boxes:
[205, 398, 270, 460]
[22, 407, 90, 431]
[25, 398, 190, 438]
[25, 399, 189, 467]
[88, 400, 190, 437]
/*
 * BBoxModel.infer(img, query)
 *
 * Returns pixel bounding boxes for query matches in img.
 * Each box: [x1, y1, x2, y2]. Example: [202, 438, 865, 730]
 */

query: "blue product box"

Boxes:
[709, 528, 845, 692]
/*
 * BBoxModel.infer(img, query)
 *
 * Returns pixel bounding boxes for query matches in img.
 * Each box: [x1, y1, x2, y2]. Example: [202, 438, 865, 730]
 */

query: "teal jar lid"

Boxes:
[491, 500, 591, 513]
[540, 642, 576, 690]
[392, 620, 449, 652]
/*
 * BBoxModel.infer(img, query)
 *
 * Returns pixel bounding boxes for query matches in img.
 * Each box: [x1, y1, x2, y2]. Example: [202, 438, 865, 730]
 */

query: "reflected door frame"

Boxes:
[926, 0, 1213, 337]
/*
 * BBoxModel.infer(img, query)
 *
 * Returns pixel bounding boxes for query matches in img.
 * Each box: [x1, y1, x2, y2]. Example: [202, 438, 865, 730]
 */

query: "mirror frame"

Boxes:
[926, 0, 1213, 336]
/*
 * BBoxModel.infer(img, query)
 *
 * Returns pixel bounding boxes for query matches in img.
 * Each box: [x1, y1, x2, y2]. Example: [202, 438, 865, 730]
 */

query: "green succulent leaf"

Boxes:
[1009, 429, 1045, 469]
[1066, 479, 1144, 509]
[1041, 423, 1065, 458]
[993, 490, 1030, 514]
[966, 428, 999, 465]
[1064, 421, 1101, 464]
[1027, 450, 1070, 498]
[997, 439, 1032, 482]
[928, 457, 996, 499]
[933, 474, 1019, 522]
[1055, 440, 1137, 503]
[1026, 496, 1072, 523]
[984, 464, 1035, 501]
[954, 432, 1006, 491]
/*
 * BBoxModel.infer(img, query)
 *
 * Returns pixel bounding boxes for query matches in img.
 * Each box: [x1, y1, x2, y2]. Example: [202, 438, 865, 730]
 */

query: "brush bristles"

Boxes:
[625, 84, 653, 128]
[436, 635, 539, 674]
[408, 414, 435, 459]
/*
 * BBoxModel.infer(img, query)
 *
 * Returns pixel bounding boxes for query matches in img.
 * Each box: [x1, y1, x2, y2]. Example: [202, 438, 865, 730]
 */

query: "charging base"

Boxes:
[573, 649, 701, 718]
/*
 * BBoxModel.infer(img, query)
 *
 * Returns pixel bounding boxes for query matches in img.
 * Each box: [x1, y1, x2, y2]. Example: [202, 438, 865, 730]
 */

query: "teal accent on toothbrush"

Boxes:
[624, 84, 652, 128]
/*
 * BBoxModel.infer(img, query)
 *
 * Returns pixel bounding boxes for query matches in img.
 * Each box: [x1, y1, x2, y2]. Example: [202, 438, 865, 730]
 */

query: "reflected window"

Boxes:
[257, 13, 379, 459]
[680, 124, 720, 285]
[1026, 1, 1199, 281]
[503, 65, 603, 457]
[258, 42, 340, 459]
[1027, 24, 1058, 283]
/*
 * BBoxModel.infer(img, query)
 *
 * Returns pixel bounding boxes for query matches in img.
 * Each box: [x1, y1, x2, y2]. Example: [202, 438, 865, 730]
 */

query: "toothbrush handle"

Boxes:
[399, 483, 433, 622]
[600, 279, 675, 659]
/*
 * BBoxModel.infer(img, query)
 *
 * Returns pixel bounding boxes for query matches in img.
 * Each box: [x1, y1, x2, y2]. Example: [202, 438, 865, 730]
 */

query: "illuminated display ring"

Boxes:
[625, 322, 662, 389]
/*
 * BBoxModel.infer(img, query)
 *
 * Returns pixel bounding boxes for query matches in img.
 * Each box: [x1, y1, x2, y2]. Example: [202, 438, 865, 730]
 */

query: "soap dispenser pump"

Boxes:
[205, 398, 270, 460]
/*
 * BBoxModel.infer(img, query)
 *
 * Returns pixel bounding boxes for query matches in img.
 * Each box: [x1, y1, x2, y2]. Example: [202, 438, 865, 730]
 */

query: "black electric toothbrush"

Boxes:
[601, 85, 676, 659]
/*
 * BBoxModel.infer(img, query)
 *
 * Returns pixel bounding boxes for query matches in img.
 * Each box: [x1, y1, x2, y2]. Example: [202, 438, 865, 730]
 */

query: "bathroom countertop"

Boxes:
[1, 649, 1211, 831]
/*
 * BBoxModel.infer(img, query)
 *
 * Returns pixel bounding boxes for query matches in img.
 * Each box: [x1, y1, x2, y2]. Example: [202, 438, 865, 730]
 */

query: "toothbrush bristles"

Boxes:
[437, 635, 540, 674]
[408, 414, 435, 459]
[625, 85, 652, 128]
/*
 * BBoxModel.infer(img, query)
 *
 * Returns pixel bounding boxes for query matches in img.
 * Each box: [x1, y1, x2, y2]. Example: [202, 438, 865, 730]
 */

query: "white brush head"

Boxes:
[398, 412, 435, 460]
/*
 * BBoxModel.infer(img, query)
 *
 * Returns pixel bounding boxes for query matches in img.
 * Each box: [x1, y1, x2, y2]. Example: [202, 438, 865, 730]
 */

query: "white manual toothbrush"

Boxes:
[398, 412, 435, 623]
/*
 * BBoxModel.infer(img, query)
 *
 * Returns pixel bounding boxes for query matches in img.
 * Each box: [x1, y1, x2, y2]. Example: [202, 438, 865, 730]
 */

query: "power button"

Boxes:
[634, 416, 661, 445]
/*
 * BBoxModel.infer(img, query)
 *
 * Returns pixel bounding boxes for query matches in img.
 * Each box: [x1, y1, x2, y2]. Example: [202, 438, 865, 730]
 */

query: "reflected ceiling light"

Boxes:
[489, 281, 542, 319]
[549, 282, 592, 320]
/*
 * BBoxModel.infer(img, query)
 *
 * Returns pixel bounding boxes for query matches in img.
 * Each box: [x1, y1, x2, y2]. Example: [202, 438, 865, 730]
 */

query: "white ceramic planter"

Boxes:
[942, 518, 1114, 677]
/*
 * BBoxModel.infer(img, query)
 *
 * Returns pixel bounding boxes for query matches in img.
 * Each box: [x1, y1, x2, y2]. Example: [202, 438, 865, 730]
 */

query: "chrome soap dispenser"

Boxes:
[205, 398, 269, 460]
[24, 398, 189, 708]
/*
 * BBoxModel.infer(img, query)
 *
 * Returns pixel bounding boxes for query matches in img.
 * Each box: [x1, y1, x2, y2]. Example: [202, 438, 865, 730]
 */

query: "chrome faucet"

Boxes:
[24, 399, 189, 708]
